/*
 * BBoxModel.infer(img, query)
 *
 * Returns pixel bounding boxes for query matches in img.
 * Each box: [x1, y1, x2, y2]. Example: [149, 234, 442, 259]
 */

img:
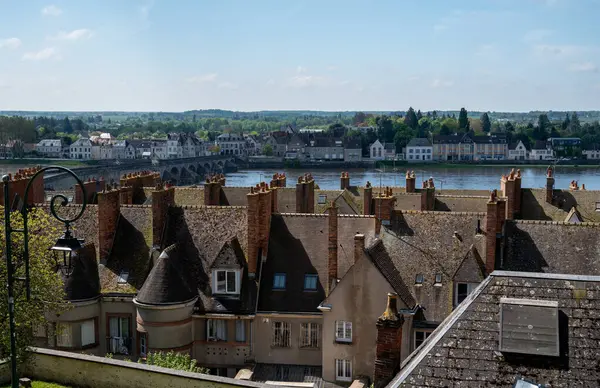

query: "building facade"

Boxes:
[70, 138, 92, 160]
[508, 140, 528, 160]
[36, 139, 63, 158]
[405, 138, 433, 162]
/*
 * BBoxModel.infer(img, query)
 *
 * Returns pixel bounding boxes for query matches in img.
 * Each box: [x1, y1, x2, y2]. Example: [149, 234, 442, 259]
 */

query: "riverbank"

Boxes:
[0, 159, 87, 167]
[375, 160, 600, 169]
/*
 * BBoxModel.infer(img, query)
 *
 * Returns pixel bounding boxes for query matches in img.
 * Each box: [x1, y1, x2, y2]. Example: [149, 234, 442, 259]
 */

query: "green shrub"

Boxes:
[144, 351, 209, 374]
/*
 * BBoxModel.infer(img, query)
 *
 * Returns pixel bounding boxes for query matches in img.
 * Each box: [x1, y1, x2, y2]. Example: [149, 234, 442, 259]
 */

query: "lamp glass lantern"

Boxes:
[50, 230, 83, 277]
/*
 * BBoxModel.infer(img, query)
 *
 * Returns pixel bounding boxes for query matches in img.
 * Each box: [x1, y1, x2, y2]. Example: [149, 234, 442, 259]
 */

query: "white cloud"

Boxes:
[533, 44, 585, 58]
[407, 75, 420, 82]
[49, 29, 94, 41]
[326, 65, 338, 71]
[523, 29, 552, 42]
[475, 44, 496, 56]
[296, 65, 307, 73]
[266, 78, 275, 86]
[42, 5, 62, 16]
[569, 62, 598, 72]
[218, 82, 238, 90]
[433, 24, 447, 32]
[22, 47, 60, 61]
[287, 75, 328, 88]
[186, 73, 218, 83]
[0, 37, 21, 49]
[431, 79, 454, 88]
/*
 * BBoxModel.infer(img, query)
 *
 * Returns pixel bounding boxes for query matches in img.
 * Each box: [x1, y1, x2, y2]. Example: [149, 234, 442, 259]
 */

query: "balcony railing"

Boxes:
[106, 337, 131, 355]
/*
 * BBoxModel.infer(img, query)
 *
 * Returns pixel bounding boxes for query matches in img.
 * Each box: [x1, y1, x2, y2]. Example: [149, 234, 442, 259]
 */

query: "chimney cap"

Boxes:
[354, 233, 365, 240]
[378, 293, 402, 323]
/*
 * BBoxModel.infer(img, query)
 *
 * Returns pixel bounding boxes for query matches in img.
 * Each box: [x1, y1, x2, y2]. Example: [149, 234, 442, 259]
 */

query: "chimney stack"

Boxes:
[328, 201, 338, 295]
[420, 178, 435, 211]
[374, 187, 396, 234]
[247, 183, 273, 278]
[374, 293, 404, 388]
[75, 178, 99, 205]
[485, 190, 506, 274]
[363, 181, 373, 216]
[354, 234, 365, 264]
[340, 172, 350, 190]
[204, 175, 222, 206]
[97, 187, 121, 262]
[151, 184, 175, 247]
[0, 166, 45, 206]
[500, 169, 518, 220]
[295, 174, 315, 213]
[405, 171, 416, 193]
[546, 166, 554, 204]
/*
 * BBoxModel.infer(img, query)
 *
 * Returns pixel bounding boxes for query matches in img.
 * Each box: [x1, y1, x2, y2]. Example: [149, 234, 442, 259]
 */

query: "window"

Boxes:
[138, 332, 148, 357]
[304, 274, 318, 291]
[409, 155, 413, 160]
[335, 321, 352, 343]
[80, 319, 96, 347]
[378, 148, 382, 157]
[207, 319, 227, 341]
[415, 274, 424, 286]
[335, 359, 352, 382]
[235, 320, 246, 342]
[318, 194, 327, 204]
[56, 323, 72, 348]
[414, 330, 432, 348]
[596, 202, 600, 212]
[434, 273, 442, 287]
[214, 269, 239, 294]
[272, 321, 291, 347]
[455, 283, 478, 306]
[415, 149, 420, 153]
[300, 323, 321, 348]
[409, 149, 413, 153]
[499, 298, 559, 356]
[117, 270, 129, 284]
[108, 316, 131, 355]
[273, 273, 286, 290]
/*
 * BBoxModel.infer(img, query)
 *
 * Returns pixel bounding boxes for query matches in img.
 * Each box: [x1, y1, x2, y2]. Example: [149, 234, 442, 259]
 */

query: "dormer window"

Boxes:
[415, 274, 424, 287]
[213, 269, 240, 295]
[117, 271, 129, 284]
[434, 274, 442, 287]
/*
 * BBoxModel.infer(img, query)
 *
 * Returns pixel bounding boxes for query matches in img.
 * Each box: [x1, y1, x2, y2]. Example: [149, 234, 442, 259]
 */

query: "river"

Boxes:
[226, 166, 600, 191]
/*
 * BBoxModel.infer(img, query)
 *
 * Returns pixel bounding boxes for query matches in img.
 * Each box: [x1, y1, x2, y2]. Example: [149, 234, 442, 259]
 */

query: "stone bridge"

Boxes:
[45, 155, 241, 189]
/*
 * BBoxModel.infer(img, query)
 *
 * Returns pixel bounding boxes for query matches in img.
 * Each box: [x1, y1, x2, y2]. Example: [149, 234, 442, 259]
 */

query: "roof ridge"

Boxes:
[512, 219, 600, 227]
[399, 210, 487, 216]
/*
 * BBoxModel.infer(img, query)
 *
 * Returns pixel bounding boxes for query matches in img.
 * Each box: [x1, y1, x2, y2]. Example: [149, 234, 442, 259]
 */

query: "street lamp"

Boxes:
[3, 166, 87, 388]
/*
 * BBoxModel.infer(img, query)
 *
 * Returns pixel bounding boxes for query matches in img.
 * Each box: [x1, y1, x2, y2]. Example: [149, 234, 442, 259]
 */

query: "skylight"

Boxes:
[117, 270, 129, 284]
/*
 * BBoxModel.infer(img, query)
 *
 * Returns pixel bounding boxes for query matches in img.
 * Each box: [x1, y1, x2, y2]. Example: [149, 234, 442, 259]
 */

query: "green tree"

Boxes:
[562, 113, 571, 131]
[533, 114, 550, 140]
[480, 112, 491, 133]
[353, 112, 367, 125]
[393, 122, 412, 152]
[504, 121, 515, 132]
[376, 115, 395, 142]
[0, 208, 67, 363]
[62, 117, 73, 134]
[458, 108, 469, 131]
[404, 107, 419, 130]
[569, 112, 581, 133]
[143, 351, 209, 374]
[416, 110, 423, 120]
[262, 144, 274, 156]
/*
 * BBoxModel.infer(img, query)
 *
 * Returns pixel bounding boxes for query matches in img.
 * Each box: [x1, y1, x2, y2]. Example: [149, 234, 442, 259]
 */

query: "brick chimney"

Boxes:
[514, 169, 522, 216]
[151, 184, 175, 247]
[485, 190, 506, 274]
[328, 201, 338, 295]
[374, 293, 404, 388]
[546, 166, 554, 204]
[204, 175, 222, 206]
[420, 178, 435, 211]
[405, 171, 416, 193]
[0, 167, 45, 206]
[75, 178, 99, 205]
[270, 173, 286, 188]
[271, 186, 278, 212]
[374, 187, 396, 233]
[97, 187, 121, 262]
[500, 170, 517, 220]
[247, 184, 273, 278]
[119, 185, 133, 205]
[23, 167, 45, 204]
[354, 234, 365, 264]
[340, 172, 350, 190]
[364, 182, 373, 216]
[295, 174, 315, 213]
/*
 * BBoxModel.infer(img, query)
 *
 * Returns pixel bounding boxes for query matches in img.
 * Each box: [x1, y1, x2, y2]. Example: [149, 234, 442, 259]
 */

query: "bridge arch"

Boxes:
[170, 166, 179, 176]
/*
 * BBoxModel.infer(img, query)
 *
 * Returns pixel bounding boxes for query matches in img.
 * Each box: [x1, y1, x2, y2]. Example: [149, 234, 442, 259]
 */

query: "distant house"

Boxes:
[35, 139, 62, 158]
[216, 133, 246, 156]
[582, 144, 600, 160]
[306, 137, 344, 160]
[530, 140, 554, 161]
[432, 132, 507, 161]
[113, 140, 136, 160]
[91, 143, 113, 160]
[508, 140, 528, 161]
[370, 140, 385, 160]
[344, 138, 362, 162]
[472, 133, 508, 161]
[405, 138, 433, 163]
[69, 138, 92, 160]
[547, 137, 581, 157]
[383, 143, 396, 160]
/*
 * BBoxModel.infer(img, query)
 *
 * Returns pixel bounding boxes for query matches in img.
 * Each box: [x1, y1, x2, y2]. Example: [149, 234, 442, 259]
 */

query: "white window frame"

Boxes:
[271, 321, 291, 348]
[304, 274, 318, 291]
[213, 269, 240, 294]
[414, 330, 433, 349]
[454, 282, 478, 306]
[335, 359, 352, 382]
[335, 321, 352, 343]
[139, 332, 148, 357]
[80, 319, 96, 347]
[273, 273, 286, 290]
[207, 319, 228, 341]
[300, 323, 321, 349]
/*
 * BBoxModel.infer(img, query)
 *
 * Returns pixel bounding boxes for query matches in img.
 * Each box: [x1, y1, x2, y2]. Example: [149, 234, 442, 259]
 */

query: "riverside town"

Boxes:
[2, 1, 600, 388]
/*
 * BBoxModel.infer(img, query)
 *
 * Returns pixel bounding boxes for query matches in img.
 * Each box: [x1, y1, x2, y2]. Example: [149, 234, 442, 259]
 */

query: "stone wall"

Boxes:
[23, 348, 265, 388]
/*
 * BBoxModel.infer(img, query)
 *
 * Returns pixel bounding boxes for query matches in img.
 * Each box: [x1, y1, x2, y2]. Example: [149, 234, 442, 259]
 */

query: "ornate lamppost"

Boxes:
[3, 166, 87, 388]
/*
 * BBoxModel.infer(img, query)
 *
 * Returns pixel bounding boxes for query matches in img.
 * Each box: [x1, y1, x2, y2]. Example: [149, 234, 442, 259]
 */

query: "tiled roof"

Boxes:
[532, 140, 547, 150]
[61, 242, 101, 301]
[136, 244, 196, 305]
[406, 138, 432, 147]
[390, 271, 600, 388]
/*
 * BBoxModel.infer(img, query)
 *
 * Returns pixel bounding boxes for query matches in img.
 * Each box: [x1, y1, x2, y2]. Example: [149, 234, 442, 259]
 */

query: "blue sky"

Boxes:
[1, 0, 599, 112]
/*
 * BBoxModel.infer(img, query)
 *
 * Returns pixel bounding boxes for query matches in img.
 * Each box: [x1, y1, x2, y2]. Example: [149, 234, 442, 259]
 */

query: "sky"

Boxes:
[1, 0, 600, 112]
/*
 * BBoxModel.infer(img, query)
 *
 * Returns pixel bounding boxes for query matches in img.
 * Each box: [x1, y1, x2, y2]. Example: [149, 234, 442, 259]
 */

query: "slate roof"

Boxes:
[257, 214, 375, 313]
[136, 244, 196, 305]
[532, 140, 548, 150]
[344, 137, 362, 149]
[406, 138, 432, 147]
[390, 271, 600, 388]
[61, 242, 101, 301]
